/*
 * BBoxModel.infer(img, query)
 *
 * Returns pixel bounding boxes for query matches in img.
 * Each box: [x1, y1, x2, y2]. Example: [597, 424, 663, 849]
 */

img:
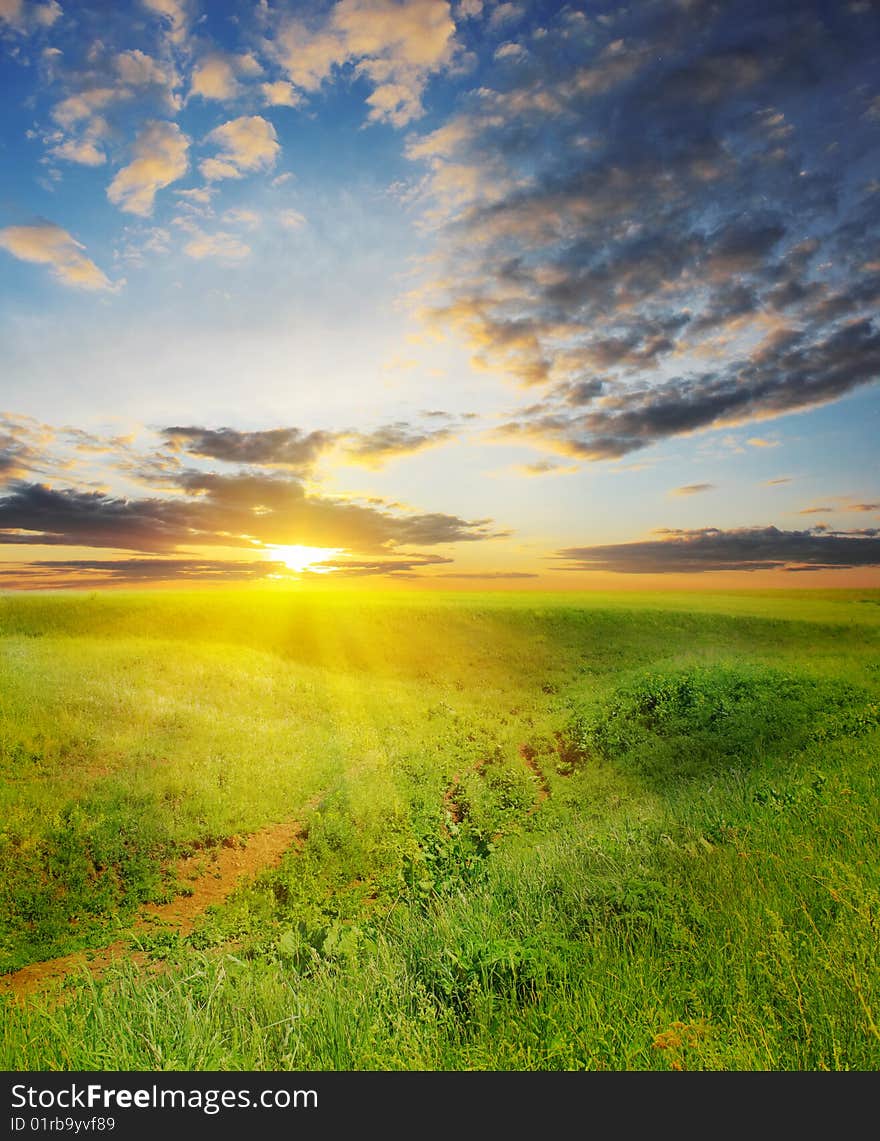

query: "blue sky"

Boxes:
[1, 0, 879, 589]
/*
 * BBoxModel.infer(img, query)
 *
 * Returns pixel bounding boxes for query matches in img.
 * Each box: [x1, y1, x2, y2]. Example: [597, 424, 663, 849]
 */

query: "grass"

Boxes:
[1, 587, 879, 1070]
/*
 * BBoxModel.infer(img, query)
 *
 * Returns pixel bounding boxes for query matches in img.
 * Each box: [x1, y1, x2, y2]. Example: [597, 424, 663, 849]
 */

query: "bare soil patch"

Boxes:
[0, 818, 304, 1002]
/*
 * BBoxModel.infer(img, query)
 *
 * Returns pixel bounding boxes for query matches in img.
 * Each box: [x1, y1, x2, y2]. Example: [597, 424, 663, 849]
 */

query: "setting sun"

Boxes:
[268, 546, 344, 573]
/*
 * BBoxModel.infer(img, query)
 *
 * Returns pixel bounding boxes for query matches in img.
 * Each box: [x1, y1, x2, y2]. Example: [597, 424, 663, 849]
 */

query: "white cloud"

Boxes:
[182, 228, 251, 261]
[115, 48, 177, 90]
[278, 208, 306, 229]
[174, 185, 214, 205]
[271, 0, 458, 127]
[0, 222, 113, 290]
[224, 207, 261, 228]
[52, 88, 116, 129]
[51, 136, 106, 166]
[494, 40, 527, 62]
[0, 0, 24, 25]
[188, 53, 260, 102]
[200, 115, 279, 182]
[488, 1, 524, 29]
[33, 0, 61, 26]
[189, 55, 238, 101]
[261, 80, 302, 107]
[107, 120, 189, 216]
[0, 0, 60, 29]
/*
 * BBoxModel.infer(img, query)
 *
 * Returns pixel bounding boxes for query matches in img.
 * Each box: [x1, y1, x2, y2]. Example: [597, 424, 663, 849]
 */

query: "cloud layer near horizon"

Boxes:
[556, 527, 880, 574]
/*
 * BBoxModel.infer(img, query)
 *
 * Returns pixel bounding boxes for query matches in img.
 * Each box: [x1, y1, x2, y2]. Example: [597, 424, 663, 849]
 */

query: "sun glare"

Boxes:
[268, 545, 344, 573]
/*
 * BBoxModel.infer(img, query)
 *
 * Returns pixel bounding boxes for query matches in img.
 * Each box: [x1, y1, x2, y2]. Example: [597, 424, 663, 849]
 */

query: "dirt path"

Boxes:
[0, 818, 305, 1003]
[519, 744, 551, 810]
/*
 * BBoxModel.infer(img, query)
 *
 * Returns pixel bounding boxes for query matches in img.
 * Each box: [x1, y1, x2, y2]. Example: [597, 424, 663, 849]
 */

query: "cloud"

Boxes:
[515, 459, 577, 476]
[0, 552, 460, 586]
[671, 483, 715, 496]
[160, 421, 456, 471]
[495, 319, 880, 460]
[0, 416, 50, 481]
[200, 115, 279, 182]
[494, 41, 527, 62]
[406, 3, 880, 461]
[161, 426, 336, 471]
[224, 207, 261, 229]
[182, 229, 251, 261]
[0, 222, 113, 290]
[278, 208, 306, 229]
[0, 0, 24, 25]
[848, 502, 880, 512]
[270, 0, 458, 126]
[556, 526, 880, 574]
[0, 0, 60, 31]
[261, 80, 302, 108]
[457, 0, 483, 18]
[115, 48, 177, 90]
[50, 137, 106, 166]
[305, 552, 453, 576]
[107, 121, 189, 216]
[51, 88, 117, 130]
[0, 468, 495, 556]
[9, 557, 285, 586]
[189, 52, 261, 102]
[140, 0, 190, 46]
[340, 423, 455, 467]
[487, 2, 523, 30]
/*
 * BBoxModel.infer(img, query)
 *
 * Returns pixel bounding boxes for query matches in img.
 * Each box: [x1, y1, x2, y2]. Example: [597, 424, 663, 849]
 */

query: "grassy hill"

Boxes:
[1, 588, 879, 1069]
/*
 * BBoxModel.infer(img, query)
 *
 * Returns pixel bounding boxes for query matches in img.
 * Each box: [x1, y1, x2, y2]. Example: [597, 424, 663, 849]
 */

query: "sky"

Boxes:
[1, 0, 879, 591]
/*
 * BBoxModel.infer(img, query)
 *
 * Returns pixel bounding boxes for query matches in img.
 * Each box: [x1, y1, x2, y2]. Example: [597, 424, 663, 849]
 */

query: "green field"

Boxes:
[1, 588, 879, 1070]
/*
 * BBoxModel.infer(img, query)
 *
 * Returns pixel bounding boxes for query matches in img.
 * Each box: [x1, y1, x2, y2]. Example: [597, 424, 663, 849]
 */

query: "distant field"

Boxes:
[1, 588, 879, 1070]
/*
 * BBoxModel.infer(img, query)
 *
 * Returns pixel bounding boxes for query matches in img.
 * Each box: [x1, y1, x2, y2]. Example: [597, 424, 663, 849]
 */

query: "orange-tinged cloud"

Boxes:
[272, 0, 457, 126]
[141, 0, 189, 45]
[182, 229, 251, 261]
[0, 222, 113, 291]
[200, 116, 279, 182]
[107, 120, 189, 216]
[261, 81, 302, 108]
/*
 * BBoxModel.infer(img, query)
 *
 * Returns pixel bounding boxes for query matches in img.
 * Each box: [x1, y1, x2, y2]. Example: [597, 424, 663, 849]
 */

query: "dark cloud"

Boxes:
[411, 1, 880, 460]
[340, 422, 456, 466]
[161, 426, 337, 471]
[555, 526, 880, 574]
[495, 319, 880, 460]
[2, 558, 287, 587]
[161, 420, 458, 471]
[0, 553, 458, 586]
[0, 440, 31, 481]
[306, 553, 454, 577]
[0, 475, 496, 554]
[0, 416, 51, 482]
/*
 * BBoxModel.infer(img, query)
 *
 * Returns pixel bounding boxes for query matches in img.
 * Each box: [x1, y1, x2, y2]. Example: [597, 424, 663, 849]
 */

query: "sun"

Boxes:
[267, 545, 343, 573]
